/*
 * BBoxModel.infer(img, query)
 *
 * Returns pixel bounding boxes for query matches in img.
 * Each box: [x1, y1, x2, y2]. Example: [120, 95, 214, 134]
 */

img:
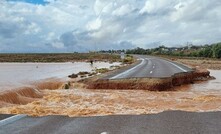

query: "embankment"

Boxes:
[87, 68, 213, 91]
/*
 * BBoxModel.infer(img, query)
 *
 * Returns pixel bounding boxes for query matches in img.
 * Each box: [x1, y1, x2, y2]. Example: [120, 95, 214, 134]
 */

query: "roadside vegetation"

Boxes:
[123, 54, 134, 64]
[126, 42, 221, 59]
[0, 53, 121, 62]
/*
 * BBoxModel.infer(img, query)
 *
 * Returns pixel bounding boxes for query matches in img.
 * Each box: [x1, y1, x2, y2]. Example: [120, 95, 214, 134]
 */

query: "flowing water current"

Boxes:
[0, 63, 220, 116]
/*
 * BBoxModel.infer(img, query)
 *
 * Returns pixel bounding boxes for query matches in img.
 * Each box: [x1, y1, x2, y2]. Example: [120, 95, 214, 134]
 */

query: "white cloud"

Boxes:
[44, 32, 55, 41]
[0, 0, 221, 52]
[51, 41, 65, 49]
[94, 0, 113, 15]
[86, 18, 102, 31]
[170, 0, 221, 22]
[140, 0, 176, 14]
[112, 4, 133, 16]
[24, 22, 41, 35]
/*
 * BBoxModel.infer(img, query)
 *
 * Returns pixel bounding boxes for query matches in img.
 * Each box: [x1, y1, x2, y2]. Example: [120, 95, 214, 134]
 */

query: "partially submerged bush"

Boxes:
[110, 65, 121, 70]
[78, 71, 90, 75]
[88, 72, 97, 76]
[80, 75, 87, 78]
[64, 83, 69, 89]
[68, 73, 78, 78]
[95, 68, 109, 73]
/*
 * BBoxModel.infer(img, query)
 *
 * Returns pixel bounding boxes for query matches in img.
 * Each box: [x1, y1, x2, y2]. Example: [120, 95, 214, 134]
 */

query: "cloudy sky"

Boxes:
[0, 0, 221, 52]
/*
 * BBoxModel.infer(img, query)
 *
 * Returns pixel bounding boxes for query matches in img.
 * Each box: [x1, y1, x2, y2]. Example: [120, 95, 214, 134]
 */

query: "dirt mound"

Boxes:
[88, 78, 172, 91]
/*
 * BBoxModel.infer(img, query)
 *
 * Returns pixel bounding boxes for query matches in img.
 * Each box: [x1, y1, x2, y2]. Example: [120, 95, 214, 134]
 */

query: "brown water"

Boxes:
[191, 70, 221, 91]
[1, 88, 220, 117]
[0, 69, 220, 117]
[0, 62, 120, 90]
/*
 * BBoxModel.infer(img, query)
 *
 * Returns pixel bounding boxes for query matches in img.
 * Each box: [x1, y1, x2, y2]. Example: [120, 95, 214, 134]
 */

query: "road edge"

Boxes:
[0, 114, 26, 126]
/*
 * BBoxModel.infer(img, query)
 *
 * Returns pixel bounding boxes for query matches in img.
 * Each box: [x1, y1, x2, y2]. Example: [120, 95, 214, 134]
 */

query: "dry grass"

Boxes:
[158, 55, 221, 70]
[175, 59, 221, 70]
[0, 53, 121, 62]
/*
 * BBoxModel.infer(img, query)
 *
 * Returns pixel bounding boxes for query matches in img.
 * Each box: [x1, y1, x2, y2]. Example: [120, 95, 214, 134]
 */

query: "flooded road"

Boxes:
[0, 62, 120, 90]
[191, 70, 221, 91]
[0, 67, 220, 116]
[1, 85, 220, 117]
[174, 70, 221, 92]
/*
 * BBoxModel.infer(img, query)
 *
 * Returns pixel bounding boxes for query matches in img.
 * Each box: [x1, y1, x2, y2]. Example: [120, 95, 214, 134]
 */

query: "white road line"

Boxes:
[153, 66, 155, 69]
[150, 71, 153, 74]
[0, 114, 26, 126]
[101, 132, 108, 134]
[110, 58, 146, 79]
[165, 61, 187, 72]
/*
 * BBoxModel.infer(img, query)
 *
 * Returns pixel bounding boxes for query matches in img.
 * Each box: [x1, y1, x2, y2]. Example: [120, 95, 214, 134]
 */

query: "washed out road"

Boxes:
[1, 111, 221, 134]
[104, 55, 193, 79]
[0, 56, 216, 134]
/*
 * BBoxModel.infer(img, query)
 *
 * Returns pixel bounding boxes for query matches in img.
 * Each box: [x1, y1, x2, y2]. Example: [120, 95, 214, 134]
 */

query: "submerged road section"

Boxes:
[1, 111, 221, 134]
[105, 55, 193, 79]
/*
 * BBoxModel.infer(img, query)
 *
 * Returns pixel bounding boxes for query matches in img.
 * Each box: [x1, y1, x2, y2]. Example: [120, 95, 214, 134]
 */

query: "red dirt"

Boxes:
[87, 68, 213, 91]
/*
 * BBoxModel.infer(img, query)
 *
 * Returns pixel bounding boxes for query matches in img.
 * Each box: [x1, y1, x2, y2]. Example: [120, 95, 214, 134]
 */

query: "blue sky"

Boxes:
[1, 0, 221, 53]
[7, 0, 49, 5]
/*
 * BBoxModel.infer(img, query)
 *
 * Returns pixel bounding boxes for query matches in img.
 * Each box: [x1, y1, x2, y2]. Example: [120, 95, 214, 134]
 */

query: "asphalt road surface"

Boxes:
[104, 55, 193, 79]
[1, 111, 221, 134]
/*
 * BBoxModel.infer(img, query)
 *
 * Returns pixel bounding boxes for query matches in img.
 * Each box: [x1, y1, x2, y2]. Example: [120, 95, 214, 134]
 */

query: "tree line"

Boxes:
[126, 42, 221, 59]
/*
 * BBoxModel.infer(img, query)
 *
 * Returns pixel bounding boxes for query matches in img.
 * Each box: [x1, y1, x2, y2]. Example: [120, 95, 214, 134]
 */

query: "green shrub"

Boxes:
[95, 68, 109, 73]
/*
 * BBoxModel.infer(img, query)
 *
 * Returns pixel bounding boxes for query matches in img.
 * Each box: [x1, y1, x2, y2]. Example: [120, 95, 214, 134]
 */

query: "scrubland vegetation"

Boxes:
[123, 55, 134, 64]
[126, 42, 221, 59]
[0, 53, 121, 62]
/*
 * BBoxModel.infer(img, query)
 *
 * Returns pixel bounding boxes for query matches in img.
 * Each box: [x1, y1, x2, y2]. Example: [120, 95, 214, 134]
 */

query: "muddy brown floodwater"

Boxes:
[173, 70, 221, 91]
[190, 70, 221, 91]
[0, 62, 121, 90]
[0, 70, 220, 117]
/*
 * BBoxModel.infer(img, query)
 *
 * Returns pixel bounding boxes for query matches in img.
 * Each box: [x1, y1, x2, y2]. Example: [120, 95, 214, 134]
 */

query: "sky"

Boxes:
[0, 0, 221, 53]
